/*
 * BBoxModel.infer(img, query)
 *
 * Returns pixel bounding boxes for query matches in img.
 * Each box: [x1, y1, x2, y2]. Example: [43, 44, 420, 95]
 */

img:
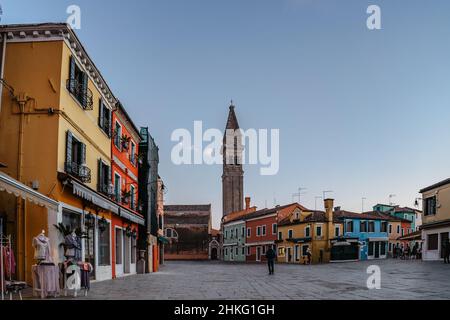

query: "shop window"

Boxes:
[99, 221, 110, 266]
[302, 245, 309, 256]
[428, 234, 438, 250]
[424, 197, 437, 216]
[131, 236, 136, 264]
[278, 247, 285, 257]
[62, 209, 81, 231]
[115, 228, 123, 264]
[368, 242, 374, 256]
[380, 242, 386, 255]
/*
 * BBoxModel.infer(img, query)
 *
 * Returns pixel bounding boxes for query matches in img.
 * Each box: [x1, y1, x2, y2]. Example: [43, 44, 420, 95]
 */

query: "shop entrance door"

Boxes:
[374, 241, 380, 258]
[441, 233, 449, 259]
[115, 228, 124, 276]
[84, 218, 96, 280]
[124, 234, 131, 274]
[256, 247, 262, 261]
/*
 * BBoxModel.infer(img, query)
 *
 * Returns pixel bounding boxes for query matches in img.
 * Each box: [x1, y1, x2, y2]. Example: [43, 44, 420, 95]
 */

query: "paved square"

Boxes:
[72, 260, 450, 300]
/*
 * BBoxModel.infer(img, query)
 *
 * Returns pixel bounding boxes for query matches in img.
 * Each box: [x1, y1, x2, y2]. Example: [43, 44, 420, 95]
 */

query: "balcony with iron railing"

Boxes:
[65, 161, 92, 183]
[66, 79, 94, 110]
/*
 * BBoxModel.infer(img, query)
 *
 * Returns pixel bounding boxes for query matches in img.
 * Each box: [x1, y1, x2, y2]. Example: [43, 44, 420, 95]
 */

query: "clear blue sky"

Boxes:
[3, 0, 450, 228]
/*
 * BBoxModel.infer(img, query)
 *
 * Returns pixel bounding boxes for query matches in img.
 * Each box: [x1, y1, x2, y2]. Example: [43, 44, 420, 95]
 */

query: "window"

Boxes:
[428, 234, 438, 250]
[401, 228, 405, 236]
[242, 226, 245, 237]
[288, 229, 293, 239]
[114, 173, 121, 202]
[99, 221, 110, 266]
[294, 245, 300, 261]
[360, 221, 367, 232]
[256, 226, 261, 236]
[278, 231, 283, 240]
[225, 248, 228, 255]
[247, 228, 251, 238]
[62, 209, 81, 232]
[278, 247, 285, 257]
[130, 141, 136, 166]
[241, 247, 245, 255]
[235, 247, 239, 255]
[397, 225, 400, 234]
[98, 99, 111, 136]
[346, 221, 353, 233]
[368, 221, 375, 232]
[272, 223, 277, 235]
[424, 197, 436, 216]
[316, 225, 322, 237]
[225, 230, 228, 239]
[389, 224, 392, 234]
[131, 236, 136, 264]
[115, 228, 123, 264]
[389, 243, 392, 252]
[114, 121, 122, 150]
[97, 160, 111, 195]
[67, 56, 92, 109]
[235, 228, 238, 238]
[381, 221, 388, 233]
[166, 229, 173, 238]
[231, 229, 234, 238]
[262, 225, 266, 236]
[305, 226, 311, 237]
[65, 131, 90, 183]
[246, 247, 250, 256]
[262, 246, 267, 254]
[335, 225, 340, 237]
[130, 185, 136, 210]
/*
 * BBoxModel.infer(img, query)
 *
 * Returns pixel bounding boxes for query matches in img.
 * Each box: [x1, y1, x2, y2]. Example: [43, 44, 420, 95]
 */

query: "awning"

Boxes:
[368, 237, 389, 241]
[158, 236, 169, 244]
[0, 171, 59, 211]
[71, 179, 144, 226]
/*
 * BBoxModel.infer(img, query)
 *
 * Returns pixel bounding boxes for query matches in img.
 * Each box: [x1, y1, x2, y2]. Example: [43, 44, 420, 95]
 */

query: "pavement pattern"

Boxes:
[68, 259, 450, 300]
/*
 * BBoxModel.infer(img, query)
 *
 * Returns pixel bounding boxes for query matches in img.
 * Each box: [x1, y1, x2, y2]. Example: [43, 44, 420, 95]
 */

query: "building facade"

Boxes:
[277, 200, 340, 264]
[0, 23, 147, 283]
[223, 219, 246, 262]
[419, 178, 450, 261]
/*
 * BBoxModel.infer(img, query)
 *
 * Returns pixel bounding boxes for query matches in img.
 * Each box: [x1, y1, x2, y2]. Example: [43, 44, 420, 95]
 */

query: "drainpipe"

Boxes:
[0, 32, 6, 114]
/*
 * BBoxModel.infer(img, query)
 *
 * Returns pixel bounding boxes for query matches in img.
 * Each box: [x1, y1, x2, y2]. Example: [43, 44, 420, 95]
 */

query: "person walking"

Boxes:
[443, 239, 450, 264]
[405, 244, 411, 260]
[393, 244, 397, 258]
[306, 247, 312, 265]
[266, 246, 276, 275]
[411, 243, 418, 260]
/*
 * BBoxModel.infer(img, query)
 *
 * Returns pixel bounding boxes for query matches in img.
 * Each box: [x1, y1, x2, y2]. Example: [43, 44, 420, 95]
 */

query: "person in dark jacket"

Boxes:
[266, 247, 276, 275]
[443, 239, 450, 264]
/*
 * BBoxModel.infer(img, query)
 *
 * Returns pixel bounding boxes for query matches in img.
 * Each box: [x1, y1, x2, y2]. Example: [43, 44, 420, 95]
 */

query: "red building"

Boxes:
[245, 204, 297, 262]
[110, 101, 144, 278]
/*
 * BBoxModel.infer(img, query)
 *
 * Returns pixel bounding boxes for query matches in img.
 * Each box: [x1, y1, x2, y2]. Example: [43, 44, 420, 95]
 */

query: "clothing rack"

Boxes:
[0, 233, 13, 301]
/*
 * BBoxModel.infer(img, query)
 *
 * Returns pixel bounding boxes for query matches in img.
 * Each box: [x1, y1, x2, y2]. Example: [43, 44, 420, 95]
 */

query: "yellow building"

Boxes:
[0, 23, 144, 284]
[420, 178, 450, 261]
[276, 199, 341, 264]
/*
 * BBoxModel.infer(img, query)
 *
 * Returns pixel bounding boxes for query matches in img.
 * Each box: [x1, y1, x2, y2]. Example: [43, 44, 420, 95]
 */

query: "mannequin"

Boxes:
[64, 230, 81, 262]
[32, 230, 52, 264]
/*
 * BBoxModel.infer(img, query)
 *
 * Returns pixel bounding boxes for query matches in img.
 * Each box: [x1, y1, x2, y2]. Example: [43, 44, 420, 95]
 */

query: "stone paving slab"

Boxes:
[20, 259, 450, 300]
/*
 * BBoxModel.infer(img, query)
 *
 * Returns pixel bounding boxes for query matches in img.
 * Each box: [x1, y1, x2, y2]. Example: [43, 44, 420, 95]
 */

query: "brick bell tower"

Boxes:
[222, 101, 244, 217]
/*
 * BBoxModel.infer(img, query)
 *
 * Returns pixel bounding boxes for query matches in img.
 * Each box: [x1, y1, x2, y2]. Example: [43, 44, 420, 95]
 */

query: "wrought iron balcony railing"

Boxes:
[65, 161, 91, 183]
[66, 78, 94, 110]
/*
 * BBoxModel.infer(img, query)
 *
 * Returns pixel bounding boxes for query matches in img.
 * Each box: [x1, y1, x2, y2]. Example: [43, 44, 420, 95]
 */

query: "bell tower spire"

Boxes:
[222, 101, 244, 217]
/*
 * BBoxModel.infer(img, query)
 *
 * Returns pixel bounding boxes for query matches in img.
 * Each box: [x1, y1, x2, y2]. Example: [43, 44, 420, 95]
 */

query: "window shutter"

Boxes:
[98, 159, 103, 191]
[65, 131, 73, 173]
[81, 142, 86, 164]
[82, 72, 88, 107]
[107, 109, 112, 138]
[107, 164, 112, 185]
[69, 56, 76, 80]
[98, 99, 104, 128]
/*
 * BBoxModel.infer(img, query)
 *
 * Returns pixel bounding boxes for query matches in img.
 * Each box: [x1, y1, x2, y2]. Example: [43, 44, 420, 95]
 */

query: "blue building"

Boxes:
[333, 210, 389, 261]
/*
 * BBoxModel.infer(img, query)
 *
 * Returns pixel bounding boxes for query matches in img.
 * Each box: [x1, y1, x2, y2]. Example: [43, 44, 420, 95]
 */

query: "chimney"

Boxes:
[324, 198, 334, 218]
[245, 197, 251, 210]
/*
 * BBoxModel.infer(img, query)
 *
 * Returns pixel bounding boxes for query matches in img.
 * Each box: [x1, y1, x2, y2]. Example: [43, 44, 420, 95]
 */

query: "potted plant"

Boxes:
[121, 134, 131, 151]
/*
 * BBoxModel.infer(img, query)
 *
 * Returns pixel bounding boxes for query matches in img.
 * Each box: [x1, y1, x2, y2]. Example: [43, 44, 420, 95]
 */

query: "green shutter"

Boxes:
[65, 131, 73, 173]
[98, 98, 104, 128]
[98, 159, 103, 191]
